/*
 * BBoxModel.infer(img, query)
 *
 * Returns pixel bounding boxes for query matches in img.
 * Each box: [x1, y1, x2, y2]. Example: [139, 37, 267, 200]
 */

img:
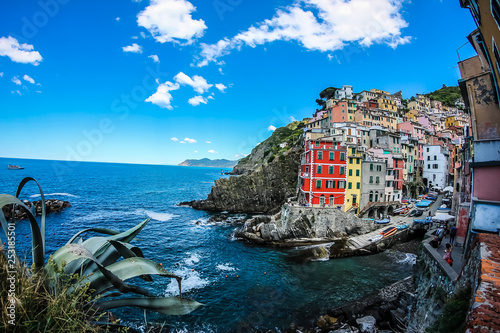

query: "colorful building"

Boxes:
[345, 146, 363, 213]
[299, 138, 348, 207]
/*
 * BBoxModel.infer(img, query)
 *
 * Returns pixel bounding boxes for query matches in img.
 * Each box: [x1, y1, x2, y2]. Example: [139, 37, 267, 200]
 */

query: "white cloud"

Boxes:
[268, 125, 277, 131]
[184, 137, 197, 143]
[196, 0, 410, 66]
[218, 68, 224, 75]
[131, 35, 139, 39]
[0, 72, 3, 77]
[205, 141, 211, 144]
[194, 150, 198, 153]
[174, 72, 212, 94]
[137, 0, 207, 45]
[290, 116, 297, 122]
[208, 149, 217, 154]
[242, 153, 250, 157]
[171, 137, 179, 141]
[0, 36, 42, 65]
[180, 141, 186, 144]
[188, 95, 208, 106]
[36, 90, 41, 93]
[122, 43, 143, 53]
[116, 17, 121, 21]
[11, 76, 21, 85]
[23, 74, 35, 84]
[149, 54, 160, 62]
[327, 54, 333, 60]
[11, 90, 21, 95]
[215, 83, 227, 92]
[145, 81, 180, 109]
[140, 31, 147, 39]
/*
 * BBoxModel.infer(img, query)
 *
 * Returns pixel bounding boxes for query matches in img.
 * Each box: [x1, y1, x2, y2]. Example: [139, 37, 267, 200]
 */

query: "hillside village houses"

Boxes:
[300, 86, 468, 216]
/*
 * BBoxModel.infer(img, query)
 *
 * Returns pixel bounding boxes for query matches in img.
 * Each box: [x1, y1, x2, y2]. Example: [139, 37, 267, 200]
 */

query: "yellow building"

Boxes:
[405, 110, 419, 121]
[379, 114, 397, 131]
[345, 146, 363, 213]
[445, 115, 467, 128]
[377, 97, 398, 113]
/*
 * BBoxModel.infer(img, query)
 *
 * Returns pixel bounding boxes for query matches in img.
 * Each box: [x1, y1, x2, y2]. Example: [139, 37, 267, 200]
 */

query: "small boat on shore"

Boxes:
[374, 218, 390, 224]
[8, 165, 24, 170]
[380, 226, 397, 237]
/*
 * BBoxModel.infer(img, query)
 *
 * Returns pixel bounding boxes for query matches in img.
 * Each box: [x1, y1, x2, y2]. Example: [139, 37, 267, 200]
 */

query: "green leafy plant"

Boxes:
[0, 177, 202, 331]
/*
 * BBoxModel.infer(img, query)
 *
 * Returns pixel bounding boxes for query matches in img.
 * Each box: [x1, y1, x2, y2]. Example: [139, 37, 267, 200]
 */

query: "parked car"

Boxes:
[409, 209, 424, 217]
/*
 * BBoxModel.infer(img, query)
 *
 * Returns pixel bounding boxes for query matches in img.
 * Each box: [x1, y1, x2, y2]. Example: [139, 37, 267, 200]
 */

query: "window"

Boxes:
[338, 181, 346, 189]
[315, 141, 320, 147]
[377, 165, 382, 172]
[370, 163, 373, 171]
[434, 155, 437, 160]
[349, 158, 353, 164]
[376, 176, 380, 184]
[427, 156, 430, 161]
[369, 191, 373, 202]
[349, 169, 353, 176]
[426, 147, 429, 152]
[369, 176, 373, 183]
[329, 152, 335, 160]
[328, 166, 334, 174]
[374, 192, 379, 202]
[428, 164, 431, 169]
[326, 180, 335, 188]
[356, 169, 360, 176]
[340, 152, 345, 161]
[316, 180, 322, 188]
[356, 182, 360, 189]
[348, 182, 352, 189]
[317, 151, 323, 160]
[317, 165, 322, 174]
[340, 166, 345, 175]
[357, 159, 360, 164]
[433, 164, 438, 169]
[351, 148, 356, 155]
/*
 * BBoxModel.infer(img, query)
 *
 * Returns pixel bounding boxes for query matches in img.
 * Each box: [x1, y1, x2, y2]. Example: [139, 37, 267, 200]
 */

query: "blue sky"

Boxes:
[0, 0, 477, 165]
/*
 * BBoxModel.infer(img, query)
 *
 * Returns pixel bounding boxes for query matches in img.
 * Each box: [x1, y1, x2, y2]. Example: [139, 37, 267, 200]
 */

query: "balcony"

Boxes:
[300, 172, 310, 178]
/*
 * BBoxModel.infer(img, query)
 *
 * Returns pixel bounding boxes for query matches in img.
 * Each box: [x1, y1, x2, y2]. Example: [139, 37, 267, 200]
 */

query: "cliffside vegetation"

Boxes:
[188, 120, 307, 214]
[425, 85, 462, 107]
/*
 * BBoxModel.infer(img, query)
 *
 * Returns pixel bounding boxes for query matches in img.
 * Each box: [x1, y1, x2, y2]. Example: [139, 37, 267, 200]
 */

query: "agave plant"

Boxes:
[0, 177, 202, 329]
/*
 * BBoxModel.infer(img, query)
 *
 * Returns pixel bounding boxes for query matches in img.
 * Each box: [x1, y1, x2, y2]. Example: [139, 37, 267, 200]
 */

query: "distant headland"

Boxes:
[178, 158, 238, 168]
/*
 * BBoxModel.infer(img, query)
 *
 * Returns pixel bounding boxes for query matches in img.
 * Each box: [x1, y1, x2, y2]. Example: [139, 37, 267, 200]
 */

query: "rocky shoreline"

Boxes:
[281, 276, 414, 333]
[2, 199, 71, 220]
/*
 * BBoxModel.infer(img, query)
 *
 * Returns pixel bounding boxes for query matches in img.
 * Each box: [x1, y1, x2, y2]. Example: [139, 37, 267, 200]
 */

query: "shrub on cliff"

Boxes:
[426, 286, 472, 333]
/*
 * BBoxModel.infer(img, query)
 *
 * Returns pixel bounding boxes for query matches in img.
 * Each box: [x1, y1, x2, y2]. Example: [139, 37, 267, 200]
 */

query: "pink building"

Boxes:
[397, 121, 426, 140]
[417, 116, 434, 133]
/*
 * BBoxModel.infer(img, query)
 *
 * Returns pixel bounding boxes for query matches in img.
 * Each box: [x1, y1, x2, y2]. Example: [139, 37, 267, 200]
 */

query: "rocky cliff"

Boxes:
[184, 121, 306, 214]
[235, 204, 380, 247]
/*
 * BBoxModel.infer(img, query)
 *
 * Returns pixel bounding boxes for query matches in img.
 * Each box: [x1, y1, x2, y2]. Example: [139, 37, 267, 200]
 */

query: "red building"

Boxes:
[393, 156, 404, 191]
[299, 138, 348, 207]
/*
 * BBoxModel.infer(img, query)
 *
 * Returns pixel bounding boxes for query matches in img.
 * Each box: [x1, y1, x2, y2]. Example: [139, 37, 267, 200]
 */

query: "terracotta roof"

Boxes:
[466, 233, 500, 332]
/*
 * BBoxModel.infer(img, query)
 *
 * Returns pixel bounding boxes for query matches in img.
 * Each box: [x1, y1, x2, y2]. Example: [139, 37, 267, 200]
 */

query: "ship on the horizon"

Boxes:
[8, 164, 24, 170]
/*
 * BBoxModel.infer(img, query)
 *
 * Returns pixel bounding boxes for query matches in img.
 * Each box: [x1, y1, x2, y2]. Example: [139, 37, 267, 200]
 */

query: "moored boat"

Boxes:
[8, 164, 24, 170]
[374, 218, 390, 224]
[380, 226, 397, 237]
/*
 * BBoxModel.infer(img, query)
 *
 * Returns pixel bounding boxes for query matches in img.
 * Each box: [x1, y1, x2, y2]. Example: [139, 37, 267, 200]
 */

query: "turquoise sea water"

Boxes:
[0, 158, 415, 332]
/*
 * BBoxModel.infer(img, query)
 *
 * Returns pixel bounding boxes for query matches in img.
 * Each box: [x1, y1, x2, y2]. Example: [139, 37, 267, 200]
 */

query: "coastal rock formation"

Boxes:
[2, 199, 71, 220]
[235, 204, 379, 246]
[183, 121, 306, 213]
